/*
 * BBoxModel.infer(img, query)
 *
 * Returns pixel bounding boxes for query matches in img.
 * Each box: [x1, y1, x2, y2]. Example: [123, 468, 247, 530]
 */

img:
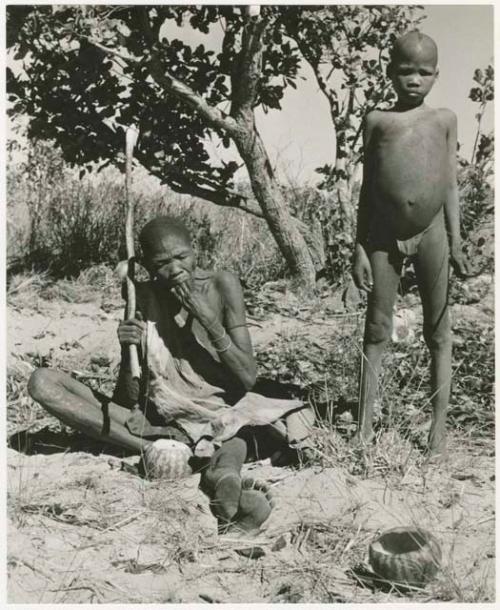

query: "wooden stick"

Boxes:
[125, 125, 141, 379]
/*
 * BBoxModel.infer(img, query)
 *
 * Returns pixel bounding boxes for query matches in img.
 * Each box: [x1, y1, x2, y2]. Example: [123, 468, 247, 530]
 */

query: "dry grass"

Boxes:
[5, 269, 495, 603]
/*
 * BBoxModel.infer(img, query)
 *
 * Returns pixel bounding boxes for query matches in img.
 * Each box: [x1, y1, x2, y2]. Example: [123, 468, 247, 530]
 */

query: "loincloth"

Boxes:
[368, 209, 445, 257]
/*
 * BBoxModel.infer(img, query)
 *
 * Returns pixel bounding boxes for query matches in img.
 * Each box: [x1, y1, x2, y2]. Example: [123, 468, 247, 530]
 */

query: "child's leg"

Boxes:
[357, 249, 402, 442]
[414, 219, 451, 455]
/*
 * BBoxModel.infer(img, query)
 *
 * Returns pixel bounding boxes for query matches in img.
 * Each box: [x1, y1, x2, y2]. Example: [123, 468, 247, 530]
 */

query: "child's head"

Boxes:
[388, 31, 439, 106]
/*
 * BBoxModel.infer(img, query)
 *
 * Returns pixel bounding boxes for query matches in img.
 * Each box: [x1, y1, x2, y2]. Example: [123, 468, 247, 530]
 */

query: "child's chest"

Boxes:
[375, 112, 447, 152]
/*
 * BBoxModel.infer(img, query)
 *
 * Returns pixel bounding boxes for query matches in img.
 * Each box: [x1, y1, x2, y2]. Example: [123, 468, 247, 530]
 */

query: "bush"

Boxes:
[286, 183, 357, 286]
[7, 139, 287, 287]
[457, 158, 494, 274]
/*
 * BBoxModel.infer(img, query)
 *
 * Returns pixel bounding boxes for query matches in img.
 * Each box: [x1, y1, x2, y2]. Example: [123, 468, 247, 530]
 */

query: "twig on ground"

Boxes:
[70, 369, 115, 381]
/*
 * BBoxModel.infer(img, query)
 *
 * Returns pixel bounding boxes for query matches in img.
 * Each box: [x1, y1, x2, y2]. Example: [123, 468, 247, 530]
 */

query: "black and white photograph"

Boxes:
[5, 2, 495, 604]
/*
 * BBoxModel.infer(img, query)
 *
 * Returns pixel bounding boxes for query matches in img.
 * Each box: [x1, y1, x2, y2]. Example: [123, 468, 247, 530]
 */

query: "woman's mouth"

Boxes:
[170, 274, 188, 287]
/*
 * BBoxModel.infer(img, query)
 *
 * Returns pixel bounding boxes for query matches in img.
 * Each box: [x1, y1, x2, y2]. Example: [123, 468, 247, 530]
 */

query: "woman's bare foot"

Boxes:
[202, 468, 242, 522]
[219, 478, 274, 535]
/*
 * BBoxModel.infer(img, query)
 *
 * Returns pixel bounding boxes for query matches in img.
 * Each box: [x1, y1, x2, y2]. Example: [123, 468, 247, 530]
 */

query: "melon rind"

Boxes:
[368, 526, 442, 586]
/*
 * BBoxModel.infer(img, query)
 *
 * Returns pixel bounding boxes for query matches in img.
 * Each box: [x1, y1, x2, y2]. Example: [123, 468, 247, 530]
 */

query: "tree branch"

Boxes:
[138, 7, 240, 136]
[169, 179, 264, 218]
[82, 32, 240, 137]
[290, 30, 340, 120]
[149, 57, 240, 135]
[231, 12, 268, 115]
[134, 152, 264, 218]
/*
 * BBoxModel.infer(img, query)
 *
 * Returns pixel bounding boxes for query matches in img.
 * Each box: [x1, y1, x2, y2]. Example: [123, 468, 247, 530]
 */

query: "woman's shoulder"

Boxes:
[195, 268, 244, 304]
[211, 270, 242, 292]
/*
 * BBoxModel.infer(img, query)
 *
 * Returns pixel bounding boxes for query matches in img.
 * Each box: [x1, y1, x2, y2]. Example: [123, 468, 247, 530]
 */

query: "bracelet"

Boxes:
[210, 327, 227, 343]
[214, 336, 232, 353]
[206, 317, 221, 332]
[206, 318, 226, 342]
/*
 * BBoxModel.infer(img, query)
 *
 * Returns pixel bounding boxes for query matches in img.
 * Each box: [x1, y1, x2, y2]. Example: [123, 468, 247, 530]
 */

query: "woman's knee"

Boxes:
[27, 368, 60, 403]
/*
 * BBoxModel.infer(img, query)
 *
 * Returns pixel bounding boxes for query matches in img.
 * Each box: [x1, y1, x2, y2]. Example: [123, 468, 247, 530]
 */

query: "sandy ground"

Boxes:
[6, 282, 496, 603]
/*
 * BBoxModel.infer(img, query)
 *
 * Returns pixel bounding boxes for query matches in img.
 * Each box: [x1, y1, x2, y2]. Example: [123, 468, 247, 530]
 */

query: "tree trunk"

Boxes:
[334, 156, 356, 237]
[233, 114, 317, 288]
[140, 8, 319, 288]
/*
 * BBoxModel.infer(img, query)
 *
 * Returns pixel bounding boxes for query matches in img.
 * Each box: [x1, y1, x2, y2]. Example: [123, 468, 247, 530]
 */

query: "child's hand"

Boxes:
[450, 247, 471, 279]
[352, 244, 373, 292]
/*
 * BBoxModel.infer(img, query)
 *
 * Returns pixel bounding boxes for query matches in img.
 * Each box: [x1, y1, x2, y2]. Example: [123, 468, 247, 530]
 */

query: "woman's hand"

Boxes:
[117, 311, 146, 346]
[171, 280, 217, 328]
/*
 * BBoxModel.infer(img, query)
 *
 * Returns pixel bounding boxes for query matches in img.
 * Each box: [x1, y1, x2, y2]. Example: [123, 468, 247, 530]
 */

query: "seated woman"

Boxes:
[28, 216, 315, 534]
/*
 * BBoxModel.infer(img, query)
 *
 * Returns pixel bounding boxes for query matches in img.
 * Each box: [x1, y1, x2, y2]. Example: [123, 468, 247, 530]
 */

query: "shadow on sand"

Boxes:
[8, 425, 135, 458]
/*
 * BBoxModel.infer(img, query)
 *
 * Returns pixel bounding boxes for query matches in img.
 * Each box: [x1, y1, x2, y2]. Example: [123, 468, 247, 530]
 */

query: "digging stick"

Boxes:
[125, 125, 141, 379]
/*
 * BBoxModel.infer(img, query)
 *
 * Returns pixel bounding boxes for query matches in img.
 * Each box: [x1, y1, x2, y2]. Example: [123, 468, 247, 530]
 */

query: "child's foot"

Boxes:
[425, 441, 448, 465]
[219, 478, 274, 535]
[427, 427, 447, 460]
[424, 451, 448, 468]
[352, 428, 375, 447]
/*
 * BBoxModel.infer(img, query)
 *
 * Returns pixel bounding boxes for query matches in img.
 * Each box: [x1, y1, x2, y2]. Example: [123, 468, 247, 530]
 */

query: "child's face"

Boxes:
[390, 47, 438, 106]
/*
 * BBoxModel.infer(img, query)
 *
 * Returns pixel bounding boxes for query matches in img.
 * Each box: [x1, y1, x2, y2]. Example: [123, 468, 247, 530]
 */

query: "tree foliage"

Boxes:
[8, 5, 324, 286]
[7, 5, 302, 207]
[458, 64, 494, 261]
[468, 64, 494, 167]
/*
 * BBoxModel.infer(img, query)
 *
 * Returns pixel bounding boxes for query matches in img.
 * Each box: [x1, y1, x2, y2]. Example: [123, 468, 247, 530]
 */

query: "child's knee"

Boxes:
[365, 313, 392, 345]
[423, 316, 451, 351]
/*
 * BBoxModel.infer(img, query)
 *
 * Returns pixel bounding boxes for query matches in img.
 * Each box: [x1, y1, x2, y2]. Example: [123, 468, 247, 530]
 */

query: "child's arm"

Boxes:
[444, 110, 470, 278]
[353, 113, 376, 292]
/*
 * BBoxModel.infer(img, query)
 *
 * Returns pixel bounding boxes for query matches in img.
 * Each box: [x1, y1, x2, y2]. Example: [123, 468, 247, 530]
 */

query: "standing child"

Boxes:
[352, 31, 469, 456]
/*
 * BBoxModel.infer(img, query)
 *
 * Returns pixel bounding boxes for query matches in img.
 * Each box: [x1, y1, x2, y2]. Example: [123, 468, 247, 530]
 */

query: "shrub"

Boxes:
[7, 139, 288, 287]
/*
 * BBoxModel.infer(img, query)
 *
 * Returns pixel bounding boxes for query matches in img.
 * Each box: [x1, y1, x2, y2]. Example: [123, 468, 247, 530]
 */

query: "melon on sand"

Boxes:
[142, 439, 193, 480]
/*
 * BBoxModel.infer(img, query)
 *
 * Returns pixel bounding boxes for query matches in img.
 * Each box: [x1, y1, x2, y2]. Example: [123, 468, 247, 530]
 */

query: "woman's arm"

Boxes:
[171, 271, 257, 391]
[212, 271, 257, 391]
